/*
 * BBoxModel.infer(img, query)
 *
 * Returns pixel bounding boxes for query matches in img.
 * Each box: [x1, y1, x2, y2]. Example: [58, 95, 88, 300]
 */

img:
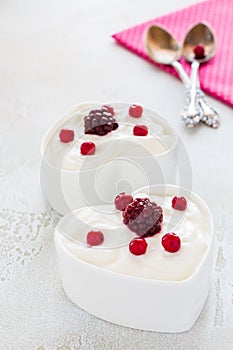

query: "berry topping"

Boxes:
[59, 129, 74, 143]
[133, 125, 148, 136]
[80, 142, 96, 155]
[86, 230, 104, 246]
[171, 196, 187, 211]
[122, 198, 163, 237]
[102, 104, 114, 115]
[114, 192, 133, 211]
[162, 233, 181, 253]
[129, 237, 148, 255]
[84, 107, 118, 136]
[194, 45, 205, 59]
[129, 104, 143, 118]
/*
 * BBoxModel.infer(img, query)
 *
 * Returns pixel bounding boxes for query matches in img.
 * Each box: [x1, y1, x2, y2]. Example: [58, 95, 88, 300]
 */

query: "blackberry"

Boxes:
[122, 198, 163, 237]
[84, 107, 118, 136]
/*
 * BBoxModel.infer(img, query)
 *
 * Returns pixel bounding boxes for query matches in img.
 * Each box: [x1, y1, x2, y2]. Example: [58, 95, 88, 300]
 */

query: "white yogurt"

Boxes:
[56, 192, 210, 281]
[41, 103, 179, 214]
[44, 103, 175, 171]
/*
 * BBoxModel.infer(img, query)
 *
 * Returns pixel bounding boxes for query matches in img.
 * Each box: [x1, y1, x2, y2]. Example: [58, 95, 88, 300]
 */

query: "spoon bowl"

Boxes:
[182, 22, 216, 63]
[146, 25, 181, 65]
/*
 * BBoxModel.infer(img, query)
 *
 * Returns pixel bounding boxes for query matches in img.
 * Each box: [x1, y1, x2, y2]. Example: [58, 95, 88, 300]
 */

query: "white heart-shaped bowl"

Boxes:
[54, 184, 214, 332]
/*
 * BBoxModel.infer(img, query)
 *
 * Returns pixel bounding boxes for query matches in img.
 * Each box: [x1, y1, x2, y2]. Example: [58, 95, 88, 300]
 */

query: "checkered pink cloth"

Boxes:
[112, 0, 233, 108]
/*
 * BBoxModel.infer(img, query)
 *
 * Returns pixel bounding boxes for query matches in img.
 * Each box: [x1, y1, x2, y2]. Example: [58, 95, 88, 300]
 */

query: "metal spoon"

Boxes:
[145, 25, 190, 89]
[183, 22, 220, 128]
[145, 25, 201, 127]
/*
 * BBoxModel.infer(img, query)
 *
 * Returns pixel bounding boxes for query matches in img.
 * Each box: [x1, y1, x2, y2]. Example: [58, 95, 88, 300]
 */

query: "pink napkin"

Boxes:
[112, 0, 233, 108]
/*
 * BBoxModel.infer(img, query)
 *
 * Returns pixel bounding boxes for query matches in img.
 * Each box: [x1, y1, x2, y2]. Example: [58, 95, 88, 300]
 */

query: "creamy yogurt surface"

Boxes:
[56, 192, 211, 281]
[44, 103, 175, 171]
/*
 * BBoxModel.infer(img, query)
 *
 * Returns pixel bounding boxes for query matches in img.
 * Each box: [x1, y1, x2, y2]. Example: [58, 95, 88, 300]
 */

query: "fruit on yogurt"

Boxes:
[59, 129, 75, 143]
[80, 142, 96, 155]
[171, 196, 187, 211]
[84, 107, 118, 136]
[114, 192, 133, 211]
[102, 104, 115, 115]
[133, 125, 148, 136]
[129, 104, 143, 118]
[161, 233, 181, 253]
[122, 198, 163, 237]
[194, 45, 205, 59]
[86, 230, 104, 246]
[129, 237, 148, 255]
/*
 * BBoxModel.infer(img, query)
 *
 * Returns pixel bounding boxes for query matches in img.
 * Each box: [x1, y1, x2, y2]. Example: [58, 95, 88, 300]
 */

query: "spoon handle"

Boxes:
[171, 61, 197, 127]
[189, 61, 220, 128]
[195, 73, 220, 128]
[171, 60, 220, 128]
[180, 61, 203, 127]
[197, 91, 220, 128]
[172, 61, 190, 89]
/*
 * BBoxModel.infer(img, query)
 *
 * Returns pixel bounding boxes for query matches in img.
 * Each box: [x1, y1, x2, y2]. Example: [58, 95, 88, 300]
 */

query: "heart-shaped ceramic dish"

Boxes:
[54, 184, 214, 332]
[40, 103, 179, 215]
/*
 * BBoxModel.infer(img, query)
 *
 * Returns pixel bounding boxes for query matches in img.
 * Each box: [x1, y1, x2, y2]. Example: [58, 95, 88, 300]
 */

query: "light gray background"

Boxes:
[0, 0, 232, 349]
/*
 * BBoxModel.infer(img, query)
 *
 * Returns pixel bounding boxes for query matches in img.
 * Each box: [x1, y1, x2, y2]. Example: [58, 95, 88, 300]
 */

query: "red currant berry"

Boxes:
[102, 104, 114, 115]
[129, 104, 143, 118]
[86, 230, 104, 246]
[194, 45, 205, 59]
[162, 233, 181, 253]
[59, 129, 74, 143]
[133, 125, 148, 136]
[129, 237, 148, 255]
[80, 142, 96, 155]
[114, 192, 133, 211]
[171, 196, 187, 211]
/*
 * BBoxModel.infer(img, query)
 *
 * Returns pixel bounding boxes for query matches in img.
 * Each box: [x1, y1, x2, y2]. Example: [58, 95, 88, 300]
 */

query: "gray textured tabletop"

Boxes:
[0, 0, 232, 349]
